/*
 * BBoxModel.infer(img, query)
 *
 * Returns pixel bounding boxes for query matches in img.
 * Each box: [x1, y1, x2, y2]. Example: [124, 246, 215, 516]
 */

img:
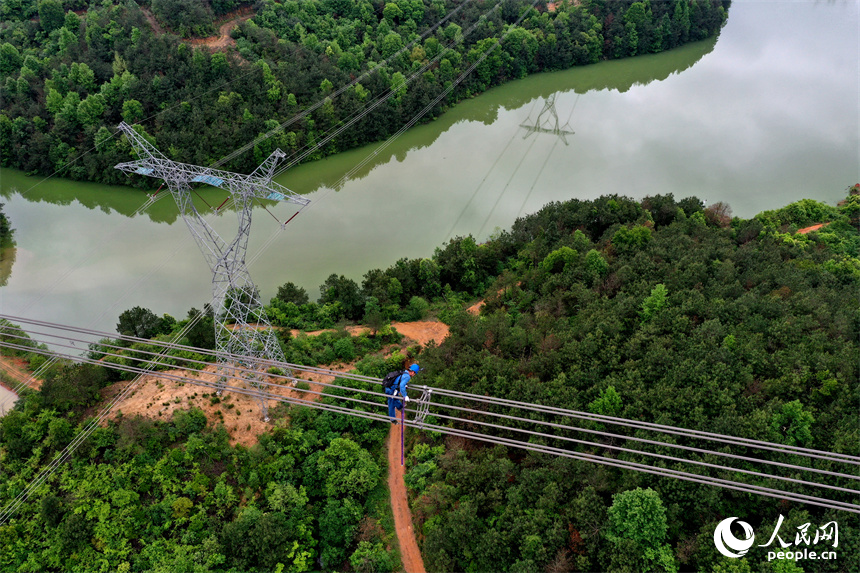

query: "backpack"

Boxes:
[382, 370, 406, 390]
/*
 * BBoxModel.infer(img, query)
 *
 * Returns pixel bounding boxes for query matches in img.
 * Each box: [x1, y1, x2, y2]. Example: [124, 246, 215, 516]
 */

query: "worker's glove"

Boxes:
[404, 396, 410, 403]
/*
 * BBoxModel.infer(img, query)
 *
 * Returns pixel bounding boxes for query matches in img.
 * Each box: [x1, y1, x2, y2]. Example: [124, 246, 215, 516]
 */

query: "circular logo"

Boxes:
[714, 517, 755, 558]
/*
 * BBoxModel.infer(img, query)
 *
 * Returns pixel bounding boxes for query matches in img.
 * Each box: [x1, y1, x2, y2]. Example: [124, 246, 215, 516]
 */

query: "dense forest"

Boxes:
[1, 187, 858, 571]
[0, 0, 728, 184]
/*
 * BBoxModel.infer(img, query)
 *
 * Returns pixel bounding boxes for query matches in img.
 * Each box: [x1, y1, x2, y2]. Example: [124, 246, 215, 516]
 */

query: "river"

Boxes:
[0, 1, 857, 344]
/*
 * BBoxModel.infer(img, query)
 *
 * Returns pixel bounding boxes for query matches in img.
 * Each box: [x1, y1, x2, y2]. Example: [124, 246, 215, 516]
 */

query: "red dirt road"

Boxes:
[388, 423, 426, 573]
[797, 222, 829, 234]
[140, 6, 252, 50]
[0, 356, 41, 390]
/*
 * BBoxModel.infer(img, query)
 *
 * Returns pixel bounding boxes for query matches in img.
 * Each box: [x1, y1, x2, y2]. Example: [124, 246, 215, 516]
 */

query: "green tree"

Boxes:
[41, 362, 108, 412]
[640, 283, 668, 322]
[382, 2, 402, 23]
[770, 400, 814, 446]
[588, 385, 622, 417]
[76, 94, 105, 126]
[350, 541, 394, 573]
[319, 274, 364, 320]
[122, 99, 144, 123]
[607, 488, 676, 572]
[38, 0, 64, 33]
[185, 305, 215, 350]
[317, 437, 380, 499]
[117, 306, 166, 339]
[584, 249, 609, 284]
[363, 296, 387, 334]
[0, 43, 21, 76]
[276, 281, 309, 305]
[540, 246, 577, 273]
[319, 497, 363, 567]
[613, 224, 652, 252]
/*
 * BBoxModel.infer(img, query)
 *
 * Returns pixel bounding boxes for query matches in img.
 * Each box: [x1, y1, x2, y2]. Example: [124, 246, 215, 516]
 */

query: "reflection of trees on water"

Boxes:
[0, 182, 211, 225]
[306, 34, 720, 190]
[0, 33, 719, 220]
[0, 204, 16, 287]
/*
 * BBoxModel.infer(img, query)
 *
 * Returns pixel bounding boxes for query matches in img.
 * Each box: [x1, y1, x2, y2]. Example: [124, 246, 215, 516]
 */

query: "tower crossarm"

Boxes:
[115, 123, 309, 207]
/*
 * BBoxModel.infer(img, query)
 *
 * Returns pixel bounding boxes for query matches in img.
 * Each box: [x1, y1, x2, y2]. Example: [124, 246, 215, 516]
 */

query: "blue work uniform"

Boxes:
[385, 371, 410, 421]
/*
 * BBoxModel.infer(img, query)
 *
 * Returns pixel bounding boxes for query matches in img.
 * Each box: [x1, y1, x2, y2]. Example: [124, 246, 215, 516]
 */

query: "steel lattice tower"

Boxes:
[115, 122, 309, 420]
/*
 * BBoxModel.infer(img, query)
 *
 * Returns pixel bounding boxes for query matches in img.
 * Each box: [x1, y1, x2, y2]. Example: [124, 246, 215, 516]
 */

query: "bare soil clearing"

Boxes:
[103, 319, 448, 446]
[388, 423, 427, 573]
[390, 321, 449, 346]
[103, 362, 352, 447]
[292, 320, 449, 347]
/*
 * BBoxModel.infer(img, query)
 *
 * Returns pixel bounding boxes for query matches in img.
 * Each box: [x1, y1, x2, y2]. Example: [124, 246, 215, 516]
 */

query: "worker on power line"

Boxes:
[385, 363, 420, 424]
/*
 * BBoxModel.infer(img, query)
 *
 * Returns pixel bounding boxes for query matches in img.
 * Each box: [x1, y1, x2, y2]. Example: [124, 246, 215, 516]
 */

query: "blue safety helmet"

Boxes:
[409, 363, 420, 373]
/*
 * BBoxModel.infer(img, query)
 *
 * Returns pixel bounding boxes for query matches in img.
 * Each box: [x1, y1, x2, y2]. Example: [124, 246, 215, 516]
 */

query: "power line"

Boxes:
[298, 0, 545, 221]
[5, 326, 858, 497]
[4, 0, 492, 364]
[1, 320, 858, 522]
[0, 307, 225, 524]
[3, 314, 858, 468]
[1, 336, 857, 520]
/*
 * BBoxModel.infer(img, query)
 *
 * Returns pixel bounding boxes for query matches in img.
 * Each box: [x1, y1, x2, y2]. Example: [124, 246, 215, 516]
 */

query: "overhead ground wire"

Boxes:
[1, 1, 533, 524]
[270, 0, 507, 180]
[0, 306, 223, 524]
[5, 0, 488, 373]
[288, 0, 545, 221]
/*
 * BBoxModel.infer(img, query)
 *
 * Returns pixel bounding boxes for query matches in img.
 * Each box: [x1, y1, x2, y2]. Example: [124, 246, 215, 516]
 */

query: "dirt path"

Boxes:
[140, 7, 164, 36]
[388, 423, 426, 573]
[188, 10, 253, 49]
[140, 6, 252, 50]
[0, 355, 41, 390]
[797, 222, 830, 234]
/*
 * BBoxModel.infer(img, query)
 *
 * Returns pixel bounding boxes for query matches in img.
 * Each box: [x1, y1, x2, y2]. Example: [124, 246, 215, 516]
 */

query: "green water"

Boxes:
[1, 1, 857, 341]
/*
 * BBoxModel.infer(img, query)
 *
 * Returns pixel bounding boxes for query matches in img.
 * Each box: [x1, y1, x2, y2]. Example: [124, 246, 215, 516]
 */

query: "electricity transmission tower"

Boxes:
[520, 93, 576, 145]
[115, 122, 309, 420]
